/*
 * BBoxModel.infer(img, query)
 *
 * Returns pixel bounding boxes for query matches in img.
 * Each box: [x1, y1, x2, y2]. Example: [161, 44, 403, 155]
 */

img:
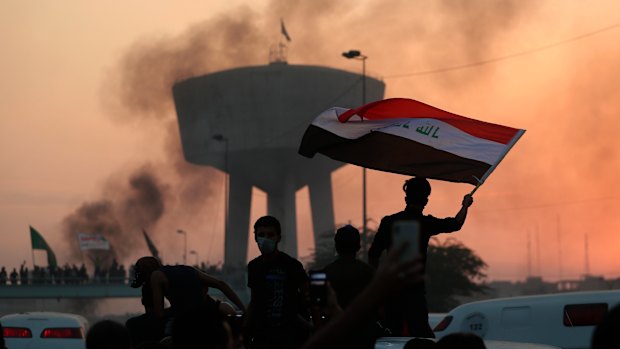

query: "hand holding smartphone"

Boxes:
[309, 271, 328, 306]
[391, 220, 420, 262]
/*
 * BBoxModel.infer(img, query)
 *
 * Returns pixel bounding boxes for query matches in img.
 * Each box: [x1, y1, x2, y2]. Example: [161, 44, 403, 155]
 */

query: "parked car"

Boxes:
[433, 290, 620, 349]
[1, 311, 89, 349]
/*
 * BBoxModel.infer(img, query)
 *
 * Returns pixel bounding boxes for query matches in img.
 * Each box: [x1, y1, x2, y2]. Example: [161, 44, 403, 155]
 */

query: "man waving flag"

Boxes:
[299, 98, 525, 190]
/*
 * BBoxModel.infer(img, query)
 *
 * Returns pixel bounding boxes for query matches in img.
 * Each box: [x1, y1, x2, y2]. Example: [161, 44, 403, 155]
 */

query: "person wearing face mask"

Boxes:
[243, 215, 310, 349]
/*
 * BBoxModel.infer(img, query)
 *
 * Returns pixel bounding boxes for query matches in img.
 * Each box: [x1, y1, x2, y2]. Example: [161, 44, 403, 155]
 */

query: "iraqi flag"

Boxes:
[298, 98, 525, 186]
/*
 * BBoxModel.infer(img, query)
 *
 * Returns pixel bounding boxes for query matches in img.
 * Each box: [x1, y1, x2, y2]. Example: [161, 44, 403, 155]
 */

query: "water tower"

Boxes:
[172, 61, 384, 269]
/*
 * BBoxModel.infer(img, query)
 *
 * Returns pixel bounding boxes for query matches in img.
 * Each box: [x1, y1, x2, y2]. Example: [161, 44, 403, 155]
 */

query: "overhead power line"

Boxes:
[478, 194, 620, 212]
[384, 21, 620, 79]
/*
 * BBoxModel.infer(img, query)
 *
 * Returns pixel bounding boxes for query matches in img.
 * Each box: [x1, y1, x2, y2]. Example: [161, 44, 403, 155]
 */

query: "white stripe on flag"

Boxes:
[311, 107, 508, 165]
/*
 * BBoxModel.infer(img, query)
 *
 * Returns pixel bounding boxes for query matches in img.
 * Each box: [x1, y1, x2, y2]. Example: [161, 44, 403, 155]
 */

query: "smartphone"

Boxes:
[391, 220, 420, 262]
[309, 271, 328, 306]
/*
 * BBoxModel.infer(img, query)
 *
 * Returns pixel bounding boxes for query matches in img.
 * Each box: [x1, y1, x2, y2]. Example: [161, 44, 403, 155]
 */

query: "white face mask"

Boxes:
[257, 237, 277, 255]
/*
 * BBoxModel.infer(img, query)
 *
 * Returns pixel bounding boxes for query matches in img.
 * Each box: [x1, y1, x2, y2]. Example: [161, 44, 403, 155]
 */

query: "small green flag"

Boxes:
[29, 226, 58, 269]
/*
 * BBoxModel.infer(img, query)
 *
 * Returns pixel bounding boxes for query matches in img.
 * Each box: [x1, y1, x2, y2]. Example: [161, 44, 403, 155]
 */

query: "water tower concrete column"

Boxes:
[308, 172, 335, 240]
[225, 174, 252, 270]
[266, 174, 298, 258]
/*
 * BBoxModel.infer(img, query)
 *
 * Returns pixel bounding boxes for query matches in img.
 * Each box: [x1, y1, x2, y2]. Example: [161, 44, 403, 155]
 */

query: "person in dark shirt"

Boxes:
[323, 224, 378, 348]
[368, 177, 473, 338]
[9, 268, 17, 285]
[323, 224, 375, 309]
[130, 256, 245, 338]
[171, 306, 234, 349]
[302, 244, 424, 349]
[0, 321, 6, 349]
[591, 304, 620, 349]
[436, 332, 486, 349]
[0, 267, 7, 285]
[125, 284, 164, 347]
[86, 320, 132, 349]
[243, 215, 310, 349]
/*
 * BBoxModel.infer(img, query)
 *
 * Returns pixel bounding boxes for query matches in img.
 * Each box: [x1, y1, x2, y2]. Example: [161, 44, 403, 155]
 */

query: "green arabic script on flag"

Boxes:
[29, 225, 58, 268]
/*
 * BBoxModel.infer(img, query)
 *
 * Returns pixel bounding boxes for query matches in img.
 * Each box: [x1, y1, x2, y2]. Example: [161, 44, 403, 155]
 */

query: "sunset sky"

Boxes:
[2, 0, 620, 282]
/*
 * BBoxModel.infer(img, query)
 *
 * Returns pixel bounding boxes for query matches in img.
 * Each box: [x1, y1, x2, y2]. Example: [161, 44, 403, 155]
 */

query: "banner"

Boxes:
[78, 233, 110, 250]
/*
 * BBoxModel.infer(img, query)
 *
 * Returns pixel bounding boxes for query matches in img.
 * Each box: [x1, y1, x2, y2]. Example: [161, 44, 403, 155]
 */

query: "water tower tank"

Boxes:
[172, 63, 385, 269]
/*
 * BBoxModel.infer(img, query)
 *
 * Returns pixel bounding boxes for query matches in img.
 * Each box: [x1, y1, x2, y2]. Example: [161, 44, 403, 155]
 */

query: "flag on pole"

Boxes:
[29, 226, 58, 268]
[280, 18, 291, 42]
[142, 229, 160, 259]
[299, 98, 525, 186]
[77, 233, 110, 250]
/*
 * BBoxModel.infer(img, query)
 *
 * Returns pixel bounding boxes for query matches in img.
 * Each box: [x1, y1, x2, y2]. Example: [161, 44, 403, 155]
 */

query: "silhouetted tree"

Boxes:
[305, 229, 337, 271]
[305, 220, 382, 271]
[426, 237, 488, 312]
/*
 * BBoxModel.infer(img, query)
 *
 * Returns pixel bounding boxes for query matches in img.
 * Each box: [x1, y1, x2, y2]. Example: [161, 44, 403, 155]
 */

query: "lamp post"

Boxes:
[177, 229, 187, 264]
[212, 134, 230, 243]
[342, 49, 369, 257]
[189, 250, 199, 266]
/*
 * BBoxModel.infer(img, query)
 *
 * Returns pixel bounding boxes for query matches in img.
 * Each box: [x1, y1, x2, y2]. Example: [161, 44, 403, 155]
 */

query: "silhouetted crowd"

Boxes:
[0, 259, 128, 286]
[0, 261, 225, 287]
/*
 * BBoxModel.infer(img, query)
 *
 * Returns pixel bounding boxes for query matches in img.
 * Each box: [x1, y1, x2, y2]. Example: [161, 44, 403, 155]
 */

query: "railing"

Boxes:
[0, 275, 249, 303]
[0, 274, 130, 286]
[0, 281, 140, 299]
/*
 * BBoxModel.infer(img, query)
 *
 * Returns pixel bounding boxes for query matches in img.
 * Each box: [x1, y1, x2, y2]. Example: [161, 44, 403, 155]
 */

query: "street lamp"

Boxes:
[177, 229, 187, 264]
[342, 49, 369, 257]
[212, 134, 230, 242]
[189, 250, 199, 266]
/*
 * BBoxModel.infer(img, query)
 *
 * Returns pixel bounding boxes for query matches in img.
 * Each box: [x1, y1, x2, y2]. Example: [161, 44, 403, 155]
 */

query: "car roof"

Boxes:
[448, 290, 620, 313]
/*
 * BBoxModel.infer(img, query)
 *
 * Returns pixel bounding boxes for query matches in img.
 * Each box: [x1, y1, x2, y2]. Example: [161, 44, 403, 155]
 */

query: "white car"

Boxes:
[433, 290, 620, 349]
[1, 311, 89, 349]
[375, 337, 561, 349]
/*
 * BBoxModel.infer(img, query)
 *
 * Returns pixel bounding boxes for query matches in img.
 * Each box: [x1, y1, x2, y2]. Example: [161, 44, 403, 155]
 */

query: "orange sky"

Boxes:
[1, 0, 620, 282]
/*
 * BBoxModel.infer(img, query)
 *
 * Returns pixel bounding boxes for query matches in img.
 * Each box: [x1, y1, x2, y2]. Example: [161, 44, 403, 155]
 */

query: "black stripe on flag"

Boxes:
[299, 124, 490, 185]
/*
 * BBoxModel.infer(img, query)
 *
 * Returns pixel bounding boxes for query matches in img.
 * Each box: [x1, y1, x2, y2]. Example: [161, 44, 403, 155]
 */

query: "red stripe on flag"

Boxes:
[338, 98, 520, 145]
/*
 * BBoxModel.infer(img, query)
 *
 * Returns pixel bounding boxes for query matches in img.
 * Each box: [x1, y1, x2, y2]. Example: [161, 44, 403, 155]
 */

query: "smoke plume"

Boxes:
[61, 165, 168, 265]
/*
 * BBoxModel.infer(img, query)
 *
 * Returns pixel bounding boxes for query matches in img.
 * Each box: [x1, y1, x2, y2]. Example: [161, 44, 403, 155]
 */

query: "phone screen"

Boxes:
[309, 271, 327, 306]
[391, 220, 420, 262]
